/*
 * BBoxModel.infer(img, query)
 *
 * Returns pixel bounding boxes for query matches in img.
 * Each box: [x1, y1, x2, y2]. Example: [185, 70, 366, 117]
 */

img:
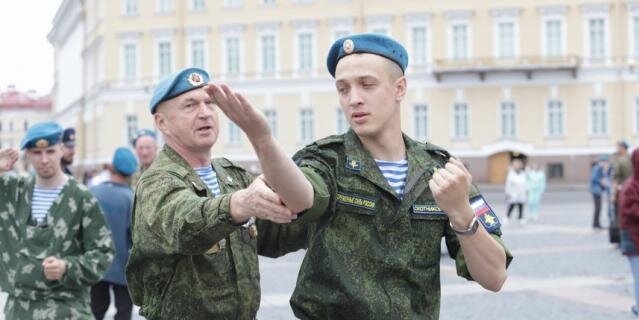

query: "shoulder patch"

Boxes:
[470, 195, 501, 232]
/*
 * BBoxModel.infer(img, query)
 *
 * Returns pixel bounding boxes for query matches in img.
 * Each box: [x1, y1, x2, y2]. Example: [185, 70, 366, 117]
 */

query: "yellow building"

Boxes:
[48, 0, 639, 184]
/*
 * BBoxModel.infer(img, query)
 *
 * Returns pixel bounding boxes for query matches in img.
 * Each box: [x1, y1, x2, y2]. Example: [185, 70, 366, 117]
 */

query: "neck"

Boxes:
[110, 172, 128, 184]
[358, 130, 406, 161]
[167, 141, 211, 167]
[36, 170, 68, 188]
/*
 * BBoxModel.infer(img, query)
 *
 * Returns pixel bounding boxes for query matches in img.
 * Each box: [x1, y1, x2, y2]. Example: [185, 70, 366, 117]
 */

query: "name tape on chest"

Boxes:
[412, 204, 445, 215]
[336, 192, 376, 211]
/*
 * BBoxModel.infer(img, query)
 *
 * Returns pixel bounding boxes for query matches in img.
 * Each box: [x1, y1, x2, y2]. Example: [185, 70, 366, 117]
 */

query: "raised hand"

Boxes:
[42, 256, 67, 280]
[0, 148, 19, 172]
[428, 157, 474, 225]
[230, 175, 298, 224]
[205, 84, 271, 143]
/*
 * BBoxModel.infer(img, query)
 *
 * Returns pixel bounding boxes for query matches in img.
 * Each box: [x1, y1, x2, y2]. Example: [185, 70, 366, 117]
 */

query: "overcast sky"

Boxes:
[0, 0, 62, 96]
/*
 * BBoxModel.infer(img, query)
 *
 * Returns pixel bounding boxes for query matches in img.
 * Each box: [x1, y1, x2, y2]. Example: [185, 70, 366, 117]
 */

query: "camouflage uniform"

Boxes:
[0, 175, 115, 319]
[126, 145, 328, 320]
[260, 130, 513, 320]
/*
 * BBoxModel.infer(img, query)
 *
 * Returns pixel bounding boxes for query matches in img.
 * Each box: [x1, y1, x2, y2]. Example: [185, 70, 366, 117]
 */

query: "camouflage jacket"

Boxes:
[0, 175, 114, 319]
[279, 130, 513, 320]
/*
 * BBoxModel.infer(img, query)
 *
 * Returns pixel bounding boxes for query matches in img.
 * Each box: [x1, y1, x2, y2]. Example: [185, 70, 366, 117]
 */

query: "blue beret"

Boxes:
[149, 67, 210, 114]
[112, 147, 138, 176]
[598, 155, 609, 161]
[326, 33, 408, 78]
[618, 140, 629, 149]
[20, 121, 63, 150]
[131, 128, 157, 146]
[62, 127, 76, 147]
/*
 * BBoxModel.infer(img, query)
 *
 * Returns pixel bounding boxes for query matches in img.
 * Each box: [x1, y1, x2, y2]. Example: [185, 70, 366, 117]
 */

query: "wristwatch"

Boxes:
[450, 216, 479, 236]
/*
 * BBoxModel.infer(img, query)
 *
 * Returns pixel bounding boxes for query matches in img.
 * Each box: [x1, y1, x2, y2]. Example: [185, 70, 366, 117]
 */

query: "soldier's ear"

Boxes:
[154, 112, 167, 134]
[394, 76, 406, 102]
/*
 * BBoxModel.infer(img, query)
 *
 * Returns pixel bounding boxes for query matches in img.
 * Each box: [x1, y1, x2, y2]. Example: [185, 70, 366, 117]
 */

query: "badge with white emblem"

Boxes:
[343, 39, 354, 54]
[187, 72, 204, 86]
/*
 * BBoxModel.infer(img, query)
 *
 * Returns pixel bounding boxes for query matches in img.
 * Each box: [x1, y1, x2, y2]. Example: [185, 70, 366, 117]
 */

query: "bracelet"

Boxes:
[450, 216, 479, 236]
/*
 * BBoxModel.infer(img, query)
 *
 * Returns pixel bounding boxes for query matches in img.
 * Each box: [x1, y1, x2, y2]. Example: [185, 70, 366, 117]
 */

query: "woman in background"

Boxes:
[619, 148, 639, 317]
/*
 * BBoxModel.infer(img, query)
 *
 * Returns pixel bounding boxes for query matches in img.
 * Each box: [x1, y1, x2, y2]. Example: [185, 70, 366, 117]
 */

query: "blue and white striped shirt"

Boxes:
[375, 159, 408, 198]
[194, 166, 221, 197]
[31, 185, 64, 225]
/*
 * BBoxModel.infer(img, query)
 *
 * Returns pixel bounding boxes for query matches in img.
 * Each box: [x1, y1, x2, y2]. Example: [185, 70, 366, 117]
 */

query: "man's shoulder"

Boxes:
[143, 150, 190, 180]
[295, 134, 345, 157]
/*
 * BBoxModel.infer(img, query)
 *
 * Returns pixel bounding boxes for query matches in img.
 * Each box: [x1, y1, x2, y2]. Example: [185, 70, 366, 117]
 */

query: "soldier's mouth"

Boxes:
[196, 126, 213, 132]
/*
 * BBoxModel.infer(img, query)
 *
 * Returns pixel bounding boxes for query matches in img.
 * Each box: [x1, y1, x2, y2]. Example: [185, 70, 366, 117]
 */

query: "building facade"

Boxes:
[48, 0, 639, 184]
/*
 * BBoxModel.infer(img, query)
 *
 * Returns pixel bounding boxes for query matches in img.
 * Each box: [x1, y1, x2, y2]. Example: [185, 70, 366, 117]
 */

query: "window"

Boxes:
[452, 24, 468, 60]
[588, 18, 605, 58]
[228, 122, 241, 144]
[413, 104, 428, 141]
[453, 103, 469, 139]
[191, 39, 205, 69]
[262, 0, 276, 5]
[225, 37, 240, 74]
[261, 35, 276, 73]
[191, 0, 205, 11]
[497, 21, 515, 58]
[336, 108, 347, 134]
[157, 0, 173, 13]
[634, 17, 639, 57]
[547, 100, 564, 136]
[264, 110, 277, 137]
[224, 0, 242, 8]
[123, 43, 137, 81]
[590, 99, 607, 136]
[500, 102, 516, 138]
[158, 41, 172, 77]
[126, 115, 138, 144]
[298, 33, 313, 71]
[544, 20, 563, 56]
[124, 0, 138, 15]
[300, 108, 314, 143]
[547, 163, 564, 179]
[411, 26, 427, 66]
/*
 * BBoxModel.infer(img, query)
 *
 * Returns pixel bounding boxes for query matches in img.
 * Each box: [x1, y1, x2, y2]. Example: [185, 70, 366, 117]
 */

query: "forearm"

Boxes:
[250, 135, 313, 213]
[457, 227, 507, 291]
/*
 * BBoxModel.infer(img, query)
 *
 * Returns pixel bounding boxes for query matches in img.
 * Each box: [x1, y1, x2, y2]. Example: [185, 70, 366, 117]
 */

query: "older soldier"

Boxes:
[223, 33, 512, 319]
[126, 67, 324, 319]
[0, 121, 114, 319]
[130, 129, 158, 188]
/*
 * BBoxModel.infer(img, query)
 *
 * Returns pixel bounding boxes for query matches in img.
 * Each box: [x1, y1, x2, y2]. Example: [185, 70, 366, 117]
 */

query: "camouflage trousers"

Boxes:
[3, 295, 93, 320]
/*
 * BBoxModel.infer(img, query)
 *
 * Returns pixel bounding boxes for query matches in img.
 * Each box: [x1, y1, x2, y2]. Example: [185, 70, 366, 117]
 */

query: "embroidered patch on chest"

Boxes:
[336, 192, 376, 211]
[412, 204, 445, 215]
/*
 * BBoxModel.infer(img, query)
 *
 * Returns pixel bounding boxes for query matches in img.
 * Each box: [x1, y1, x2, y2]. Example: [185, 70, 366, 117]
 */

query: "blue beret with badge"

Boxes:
[20, 121, 63, 150]
[62, 128, 76, 147]
[131, 128, 157, 146]
[326, 33, 409, 78]
[112, 147, 138, 176]
[149, 67, 210, 114]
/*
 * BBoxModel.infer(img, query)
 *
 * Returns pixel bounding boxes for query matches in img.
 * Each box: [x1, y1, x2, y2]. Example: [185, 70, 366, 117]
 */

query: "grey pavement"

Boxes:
[1, 188, 637, 319]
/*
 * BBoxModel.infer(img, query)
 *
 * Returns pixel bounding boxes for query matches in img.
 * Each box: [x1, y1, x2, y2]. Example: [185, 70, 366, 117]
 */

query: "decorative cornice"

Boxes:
[151, 28, 177, 38]
[219, 24, 246, 34]
[118, 31, 143, 40]
[537, 5, 569, 16]
[185, 26, 211, 35]
[444, 10, 474, 21]
[580, 3, 611, 14]
[329, 17, 355, 28]
[404, 12, 433, 24]
[490, 7, 521, 18]
[366, 14, 393, 25]
[255, 21, 281, 31]
[291, 20, 319, 29]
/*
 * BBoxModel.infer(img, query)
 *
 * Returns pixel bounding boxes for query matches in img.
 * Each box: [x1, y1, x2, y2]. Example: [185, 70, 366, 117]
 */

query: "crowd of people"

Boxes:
[502, 157, 547, 226]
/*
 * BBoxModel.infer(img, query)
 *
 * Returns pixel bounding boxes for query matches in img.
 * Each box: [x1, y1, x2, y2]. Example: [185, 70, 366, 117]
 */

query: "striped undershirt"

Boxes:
[194, 166, 221, 197]
[31, 185, 64, 226]
[375, 159, 408, 198]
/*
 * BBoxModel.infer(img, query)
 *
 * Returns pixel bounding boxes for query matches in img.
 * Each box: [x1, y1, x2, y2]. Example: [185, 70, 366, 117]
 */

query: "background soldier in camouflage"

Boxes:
[0, 121, 114, 320]
[237, 33, 511, 319]
[126, 67, 325, 319]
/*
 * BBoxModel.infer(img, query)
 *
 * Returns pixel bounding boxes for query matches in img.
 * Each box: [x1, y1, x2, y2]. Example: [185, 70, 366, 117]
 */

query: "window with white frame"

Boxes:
[228, 122, 241, 144]
[262, 0, 276, 5]
[156, 0, 173, 13]
[300, 108, 314, 143]
[633, 16, 639, 57]
[547, 100, 564, 136]
[411, 26, 428, 67]
[191, 0, 205, 11]
[158, 41, 172, 77]
[336, 107, 348, 134]
[224, 0, 242, 8]
[453, 103, 469, 139]
[123, 43, 137, 81]
[124, 0, 138, 15]
[413, 104, 428, 141]
[261, 35, 276, 73]
[264, 109, 277, 137]
[126, 115, 138, 144]
[544, 19, 563, 56]
[298, 32, 313, 71]
[451, 24, 469, 60]
[225, 37, 241, 74]
[588, 18, 606, 58]
[496, 21, 515, 58]
[590, 99, 607, 136]
[500, 101, 516, 138]
[190, 39, 206, 69]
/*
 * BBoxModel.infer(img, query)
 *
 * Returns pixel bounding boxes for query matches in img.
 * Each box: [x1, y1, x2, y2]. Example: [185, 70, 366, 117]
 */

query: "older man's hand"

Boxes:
[229, 175, 297, 224]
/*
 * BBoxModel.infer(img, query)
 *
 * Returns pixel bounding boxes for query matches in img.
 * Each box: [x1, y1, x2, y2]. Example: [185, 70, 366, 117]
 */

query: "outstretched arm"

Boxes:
[207, 84, 313, 214]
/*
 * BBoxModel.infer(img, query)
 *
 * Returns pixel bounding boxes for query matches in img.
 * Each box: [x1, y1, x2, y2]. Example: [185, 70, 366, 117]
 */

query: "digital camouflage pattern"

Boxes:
[0, 175, 114, 319]
[275, 130, 513, 320]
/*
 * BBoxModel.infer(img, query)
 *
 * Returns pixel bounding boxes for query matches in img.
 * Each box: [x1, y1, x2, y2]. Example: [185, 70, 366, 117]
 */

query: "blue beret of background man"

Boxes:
[61, 127, 76, 175]
[0, 121, 114, 319]
[89, 147, 137, 320]
[126, 67, 325, 319]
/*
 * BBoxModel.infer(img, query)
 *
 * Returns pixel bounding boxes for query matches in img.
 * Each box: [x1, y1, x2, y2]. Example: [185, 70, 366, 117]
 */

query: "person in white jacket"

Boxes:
[505, 159, 528, 224]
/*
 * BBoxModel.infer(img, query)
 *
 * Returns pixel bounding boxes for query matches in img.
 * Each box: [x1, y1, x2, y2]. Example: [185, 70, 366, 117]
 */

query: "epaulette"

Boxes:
[312, 134, 344, 148]
[214, 157, 247, 172]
